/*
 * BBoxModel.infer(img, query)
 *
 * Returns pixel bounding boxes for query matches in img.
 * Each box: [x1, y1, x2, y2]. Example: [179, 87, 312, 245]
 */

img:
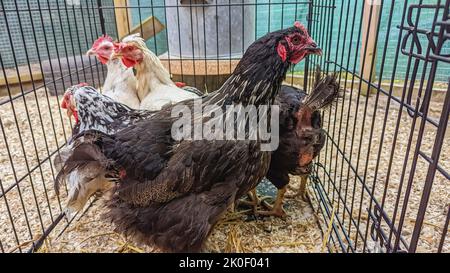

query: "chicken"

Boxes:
[113, 34, 203, 111]
[86, 35, 140, 109]
[56, 22, 322, 252]
[54, 84, 154, 214]
[257, 69, 340, 217]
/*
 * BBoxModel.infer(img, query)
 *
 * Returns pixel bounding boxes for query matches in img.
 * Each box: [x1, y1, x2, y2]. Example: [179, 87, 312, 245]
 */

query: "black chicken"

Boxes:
[56, 22, 322, 252]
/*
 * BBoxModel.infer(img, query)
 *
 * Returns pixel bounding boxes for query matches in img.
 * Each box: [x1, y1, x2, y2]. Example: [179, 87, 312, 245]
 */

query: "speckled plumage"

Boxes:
[54, 85, 155, 213]
[72, 86, 154, 135]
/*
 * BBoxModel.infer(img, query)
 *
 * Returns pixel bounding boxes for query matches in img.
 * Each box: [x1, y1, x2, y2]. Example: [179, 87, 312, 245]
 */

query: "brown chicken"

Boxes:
[257, 70, 340, 217]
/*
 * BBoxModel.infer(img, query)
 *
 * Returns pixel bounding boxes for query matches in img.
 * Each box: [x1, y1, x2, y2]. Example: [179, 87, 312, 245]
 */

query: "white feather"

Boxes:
[121, 34, 200, 111]
[64, 164, 113, 213]
[102, 59, 140, 109]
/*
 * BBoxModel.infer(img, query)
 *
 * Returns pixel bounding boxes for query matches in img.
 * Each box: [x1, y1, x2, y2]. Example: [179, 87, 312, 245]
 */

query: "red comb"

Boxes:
[175, 82, 187, 88]
[92, 34, 114, 50]
[294, 21, 308, 34]
[78, 82, 89, 87]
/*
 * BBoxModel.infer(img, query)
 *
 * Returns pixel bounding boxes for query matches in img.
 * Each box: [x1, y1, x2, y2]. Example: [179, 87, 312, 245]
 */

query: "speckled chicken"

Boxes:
[54, 84, 154, 214]
[56, 22, 322, 252]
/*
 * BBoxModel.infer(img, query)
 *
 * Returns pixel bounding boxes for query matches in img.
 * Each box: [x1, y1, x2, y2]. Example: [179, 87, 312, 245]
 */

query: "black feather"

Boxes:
[54, 133, 112, 195]
[303, 66, 341, 111]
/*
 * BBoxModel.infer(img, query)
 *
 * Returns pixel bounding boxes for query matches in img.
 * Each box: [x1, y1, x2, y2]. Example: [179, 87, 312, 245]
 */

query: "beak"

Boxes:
[110, 51, 122, 60]
[66, 108, 73, 119]
[308, 47, 323, 56]
[292, 162, 313, 176]
[306, 41, 323, 56]
[86, 48, 96, 56]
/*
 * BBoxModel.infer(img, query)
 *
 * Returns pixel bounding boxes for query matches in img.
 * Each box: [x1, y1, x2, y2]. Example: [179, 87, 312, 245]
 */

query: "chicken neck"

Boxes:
[207, 47, 291, 108]
[103, 59, 136, 95]
[134, 52, 176, 101]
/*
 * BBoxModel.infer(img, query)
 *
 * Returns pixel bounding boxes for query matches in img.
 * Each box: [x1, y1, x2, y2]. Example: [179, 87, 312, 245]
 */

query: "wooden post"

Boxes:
[114, 0, 131, 39]
[360, 0, 381, 96]
[128, 16, 165, 41]
[114, 0, 165, 41]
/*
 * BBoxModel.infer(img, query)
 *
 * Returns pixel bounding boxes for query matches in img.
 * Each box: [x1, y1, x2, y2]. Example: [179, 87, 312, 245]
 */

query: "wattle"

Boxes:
[98, 55, 109, 65]
[121, 57, 137, 68]
[290, 51, 307, 65]
[73, 110, 79, 124]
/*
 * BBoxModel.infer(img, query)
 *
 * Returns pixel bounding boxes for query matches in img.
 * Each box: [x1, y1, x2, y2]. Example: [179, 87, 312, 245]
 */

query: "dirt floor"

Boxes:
[34, 178, 323, 253]
[0, 84, 448, 253]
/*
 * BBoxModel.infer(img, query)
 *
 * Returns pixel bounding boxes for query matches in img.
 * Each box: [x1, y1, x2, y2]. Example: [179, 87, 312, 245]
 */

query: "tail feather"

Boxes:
[303, 66, 341, 111]
[54, 131, 113, 195]
[53, 147, 72, 172]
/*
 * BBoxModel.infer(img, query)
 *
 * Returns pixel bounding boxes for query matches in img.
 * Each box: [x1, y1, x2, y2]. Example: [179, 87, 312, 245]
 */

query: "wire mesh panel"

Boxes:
[0, 0, 112, 253]
[0, 0, 448, 253]
[307, 0, 449, 253]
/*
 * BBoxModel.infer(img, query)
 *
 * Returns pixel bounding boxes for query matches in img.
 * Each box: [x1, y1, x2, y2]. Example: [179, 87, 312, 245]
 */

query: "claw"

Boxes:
[256, 206, 287, 218]
[238, 188, 259, 214]
[255, 186, 288, 218]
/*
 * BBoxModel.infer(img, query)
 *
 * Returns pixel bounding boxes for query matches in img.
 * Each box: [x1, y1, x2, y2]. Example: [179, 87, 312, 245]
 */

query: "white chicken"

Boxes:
[114, 34, 202, 111]
[87, 35, 140, 109]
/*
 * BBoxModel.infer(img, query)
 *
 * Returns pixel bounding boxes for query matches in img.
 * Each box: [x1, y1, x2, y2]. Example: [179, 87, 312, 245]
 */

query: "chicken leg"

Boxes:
[287, 175, 309, 201]
[238, 188, 260, 213]
[257, 186, 287, 218]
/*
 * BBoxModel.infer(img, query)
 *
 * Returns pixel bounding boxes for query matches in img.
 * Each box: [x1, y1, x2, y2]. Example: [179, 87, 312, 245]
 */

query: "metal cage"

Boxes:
[0, 0, 448, 253]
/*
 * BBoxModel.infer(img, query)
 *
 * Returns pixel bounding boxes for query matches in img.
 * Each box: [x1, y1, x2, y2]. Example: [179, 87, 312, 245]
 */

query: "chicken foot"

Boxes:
[257, 186, 287, 218]
[237, 188, 260, 214]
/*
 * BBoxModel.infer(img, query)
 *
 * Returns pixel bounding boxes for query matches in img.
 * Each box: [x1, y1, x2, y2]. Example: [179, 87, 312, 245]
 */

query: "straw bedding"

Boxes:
[0, 85, 448, 253]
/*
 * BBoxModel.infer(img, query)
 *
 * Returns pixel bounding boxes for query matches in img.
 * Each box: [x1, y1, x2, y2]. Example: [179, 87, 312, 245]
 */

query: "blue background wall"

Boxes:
[128, 0, 450, 82]
[0, 0, 117, 68]
[1, 0, 448, 82]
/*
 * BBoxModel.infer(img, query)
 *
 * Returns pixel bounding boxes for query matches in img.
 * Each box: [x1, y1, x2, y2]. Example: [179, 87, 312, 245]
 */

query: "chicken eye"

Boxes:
[291, 36, 301, 45]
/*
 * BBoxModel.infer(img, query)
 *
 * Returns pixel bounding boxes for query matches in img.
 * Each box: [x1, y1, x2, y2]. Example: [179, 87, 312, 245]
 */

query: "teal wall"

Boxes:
[325, 0, 450, 82]
[130, 0, 449, 82]
[1, 1, 447, 83]
[129, 0, 168, 55]
[0, 0, 117, 68]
